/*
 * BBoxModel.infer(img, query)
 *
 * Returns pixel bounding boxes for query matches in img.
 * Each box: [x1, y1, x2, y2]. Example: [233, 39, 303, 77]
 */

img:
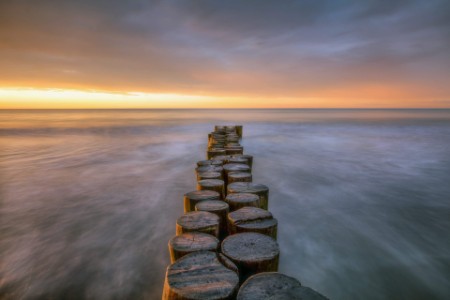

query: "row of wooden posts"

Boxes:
[162, 125, 329, 299]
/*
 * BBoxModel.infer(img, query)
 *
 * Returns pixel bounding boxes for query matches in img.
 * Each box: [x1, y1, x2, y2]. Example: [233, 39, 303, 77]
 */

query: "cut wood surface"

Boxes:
[162, 251, 239, 300]
[176, 211, 220, 238]
[225, 193, 260, 211]
[236, 272, 329, 300]
[221, 232, 279, 282]
[168, 232, 219, 263]
[197, 171, 223, 181]
[197, 159, 223, 167]
[227, 206, 278, 239]
[197, 179, 225, 198]
[183, 190, 220, 212]
[195, 200, 230, 239]
[228, 172, 252, 184]
[227, 182, 269, 210]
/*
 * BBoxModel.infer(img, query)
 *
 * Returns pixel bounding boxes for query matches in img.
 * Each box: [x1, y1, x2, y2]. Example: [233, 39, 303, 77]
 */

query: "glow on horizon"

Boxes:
[0, 87, 448, 109]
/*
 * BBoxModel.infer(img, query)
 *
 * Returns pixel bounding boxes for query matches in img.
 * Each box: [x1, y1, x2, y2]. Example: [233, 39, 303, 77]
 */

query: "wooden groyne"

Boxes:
[162, 125, 329, 299]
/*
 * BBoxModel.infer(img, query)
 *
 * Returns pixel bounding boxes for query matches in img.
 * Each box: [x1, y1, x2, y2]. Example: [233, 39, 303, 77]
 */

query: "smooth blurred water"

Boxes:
[1, 109, 449, 300]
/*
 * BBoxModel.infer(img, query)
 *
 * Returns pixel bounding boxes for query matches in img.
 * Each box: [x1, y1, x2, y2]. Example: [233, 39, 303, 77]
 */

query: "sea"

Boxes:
[1, 109, 449, 300]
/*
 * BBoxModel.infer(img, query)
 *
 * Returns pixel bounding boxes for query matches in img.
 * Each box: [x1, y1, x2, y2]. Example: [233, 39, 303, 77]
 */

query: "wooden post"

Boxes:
[237, 272, 329, 300]
[234, 154, 253, 169]
[207, 148, 226, 159]
[228, 172, 252, 184]
[224, 193, 260, 211]
[227, 182, 269, 210]
[176, 211, 220, 238]
[221, 232, 279, 283]
[197, 159, 223, 167]
[236, 125, 243, 138]
[197, 171, 222, 181]
[227, 156, 249, 166]
[197, 179, 225, 199]
[227, 207, 278, 239]
[195, 200, 230, 239]
[162, 251, 239, 300]
[223, 164, 251, 180]
[195, 165, 223, 175]
[225, 146, 244, 156]
[168, 232, 220, 263]
[184, 190, 220, 212]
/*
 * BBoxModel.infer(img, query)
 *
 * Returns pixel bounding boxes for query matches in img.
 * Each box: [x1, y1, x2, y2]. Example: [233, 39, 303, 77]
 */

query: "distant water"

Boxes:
[1, 109, 450, 300]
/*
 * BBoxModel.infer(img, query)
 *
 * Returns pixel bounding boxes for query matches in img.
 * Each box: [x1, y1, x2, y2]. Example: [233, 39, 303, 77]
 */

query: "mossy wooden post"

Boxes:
[221, 232, 279, 283]
[197, 179, 225, 199]
[184, 190, 220, 212]
[227, 207, 278, 239]
[237, 272, 329, 300]
[176, 211, 220, 238]
[162, 251, 239, 300]
[227, 182, 269, 210]
[228, 172, 252, 184]
[195, 200, 230, 239]
[168, 232, 220, 263]
[225, 193, 260, 211]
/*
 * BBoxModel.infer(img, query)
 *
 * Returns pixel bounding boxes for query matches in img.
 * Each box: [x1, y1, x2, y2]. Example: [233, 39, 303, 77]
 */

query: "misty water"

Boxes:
[1, 109, 449, 300]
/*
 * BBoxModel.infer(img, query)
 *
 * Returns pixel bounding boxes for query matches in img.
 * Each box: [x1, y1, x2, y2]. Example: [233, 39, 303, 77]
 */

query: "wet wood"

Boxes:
[207, 148, 227, 159]
[162, 251, 239, 300]
[234, 154, 253, 169]
[221, 232, 279, 283]
[196, 165, 223, 175]
[176, 211, 220, 238]
[228, 172, 252, 184]
[197, 171, 222, 181]
[227, 182, 269, 210]
[227, 207, 277, 239]
[195, 200, 230, 239]
[197, 159, 223, 167]
[197, 179, 225, 199]
[227, 156, 249, 165]
[168, 232, 220, 263]
[236, 125, 243, 138]
[224, 193, 260, 211]
[225, 147, 244, 155]
[223, 163, 251, 178]
[237, 272, 329, 300]
[184, 190, 221, 212]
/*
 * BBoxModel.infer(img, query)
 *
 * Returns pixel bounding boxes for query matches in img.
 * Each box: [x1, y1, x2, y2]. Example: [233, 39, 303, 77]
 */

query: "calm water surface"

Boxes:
[1, 109, 449, 299]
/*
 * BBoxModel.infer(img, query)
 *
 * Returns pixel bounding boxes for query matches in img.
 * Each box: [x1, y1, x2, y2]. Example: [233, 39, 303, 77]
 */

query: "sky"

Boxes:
[0, 0, 449, 108]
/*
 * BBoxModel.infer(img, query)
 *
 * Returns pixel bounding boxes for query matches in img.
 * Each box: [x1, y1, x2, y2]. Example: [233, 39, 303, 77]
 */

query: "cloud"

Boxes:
[0, 0, 449, 106]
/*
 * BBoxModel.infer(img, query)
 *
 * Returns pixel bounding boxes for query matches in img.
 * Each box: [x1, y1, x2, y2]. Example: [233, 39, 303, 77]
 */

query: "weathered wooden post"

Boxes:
[162, 251, 239, 300]
[236, 125, 243, 138]
[223, 164, 251, 183]
[184, 190, 220, 212]
[176, 211, 220, 238]
[207, 148, 226, 159]
[225, 146, 244, 155]
[227, 156, 249, 166]
[227, 207, 278, 239]
[228, 172, 252, 184]
[227, 182, 269, 210]
[195, 200, 230, 239]
[197, 179, 225, 199]
[168, 232, 219, 263]
[197, 159, 223, 167]
[221, 232, 279, 283]
[197, 171, 223, 181]
[235, 154, 253, 169]
[225, 193, 260, 211]
[237, 272, 329, 300]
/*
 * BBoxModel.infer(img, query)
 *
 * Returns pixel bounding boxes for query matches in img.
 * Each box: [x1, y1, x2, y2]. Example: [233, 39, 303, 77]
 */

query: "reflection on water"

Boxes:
[1, 109, 450, 299]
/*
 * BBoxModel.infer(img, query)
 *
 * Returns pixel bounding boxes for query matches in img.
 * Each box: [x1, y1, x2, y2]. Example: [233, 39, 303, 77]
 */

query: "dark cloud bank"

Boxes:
[0, 0, 449, 105]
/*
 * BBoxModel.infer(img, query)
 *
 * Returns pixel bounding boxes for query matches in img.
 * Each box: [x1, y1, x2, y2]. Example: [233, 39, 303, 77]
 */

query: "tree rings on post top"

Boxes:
[176, 211, 220, 238]
[223, 163, 251, 176]
[168, 232, 219, 263]
[225, 193, 260, 211]
[197, 179, 225, 199]
[227, 182, 269, 210]
[237, 272, 329, 300]
[227, 207, 278, 239]
[197, 171, 222, 181]
[162, 251, 239, 300]
[221, 232, 279, 283]
[195, 200, 230, 239]
[183, 190, 220, 213]
[228, 172, 252, 184]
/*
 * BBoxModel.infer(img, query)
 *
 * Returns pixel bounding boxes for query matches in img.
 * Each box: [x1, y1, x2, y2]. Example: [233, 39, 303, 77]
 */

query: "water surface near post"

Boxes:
[1, 109, 449, 299]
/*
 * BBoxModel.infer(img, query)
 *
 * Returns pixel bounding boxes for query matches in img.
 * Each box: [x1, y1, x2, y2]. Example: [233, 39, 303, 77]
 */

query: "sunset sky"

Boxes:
[0, 0, 449, 108]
